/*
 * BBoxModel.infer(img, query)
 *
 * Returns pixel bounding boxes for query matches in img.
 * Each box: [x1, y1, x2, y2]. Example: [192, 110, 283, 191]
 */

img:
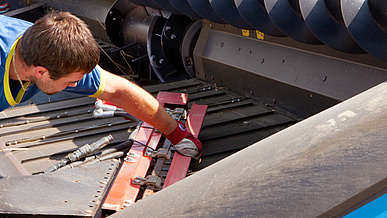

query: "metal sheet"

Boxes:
[193, 23, 387, 117]
[0, 160, 119, 217]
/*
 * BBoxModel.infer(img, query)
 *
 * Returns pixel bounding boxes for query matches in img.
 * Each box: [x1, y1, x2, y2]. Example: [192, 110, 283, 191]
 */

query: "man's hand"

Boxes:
[166, 121, 202, 162]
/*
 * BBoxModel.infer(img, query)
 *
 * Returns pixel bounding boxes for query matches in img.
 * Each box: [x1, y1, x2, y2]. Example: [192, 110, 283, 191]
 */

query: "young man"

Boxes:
[0, 11, 201, 160]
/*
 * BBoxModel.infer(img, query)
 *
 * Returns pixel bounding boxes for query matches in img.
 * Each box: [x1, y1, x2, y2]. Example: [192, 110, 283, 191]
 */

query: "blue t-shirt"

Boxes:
[0, 15, 105, 112]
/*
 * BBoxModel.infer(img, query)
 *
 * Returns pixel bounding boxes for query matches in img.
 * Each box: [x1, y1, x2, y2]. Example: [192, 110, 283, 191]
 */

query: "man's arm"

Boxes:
[97, 69, 177, 136]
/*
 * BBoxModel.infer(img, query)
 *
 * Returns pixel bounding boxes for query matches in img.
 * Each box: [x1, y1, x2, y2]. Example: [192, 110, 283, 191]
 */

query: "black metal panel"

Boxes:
[193, 22, 387, 118]
[3, 2, 46, 23]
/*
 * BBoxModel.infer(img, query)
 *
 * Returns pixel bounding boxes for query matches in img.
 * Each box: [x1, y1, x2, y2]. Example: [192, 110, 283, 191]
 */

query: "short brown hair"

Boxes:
[18, 11, 100, 80]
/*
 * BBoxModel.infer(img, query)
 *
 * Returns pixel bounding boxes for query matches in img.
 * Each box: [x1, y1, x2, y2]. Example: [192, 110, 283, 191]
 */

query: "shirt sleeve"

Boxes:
[63, 65, 105, 97]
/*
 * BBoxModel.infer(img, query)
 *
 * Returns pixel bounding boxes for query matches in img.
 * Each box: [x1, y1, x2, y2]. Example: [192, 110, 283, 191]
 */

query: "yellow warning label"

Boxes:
[242, 29, 250, 37]
[256, 30, 264, 40]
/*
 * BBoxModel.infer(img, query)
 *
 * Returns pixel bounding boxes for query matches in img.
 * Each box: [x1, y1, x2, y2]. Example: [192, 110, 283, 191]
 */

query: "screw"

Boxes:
[165, 26, 171, 31]
[171, 34, 176, 40]
[159, 58, 165, 64]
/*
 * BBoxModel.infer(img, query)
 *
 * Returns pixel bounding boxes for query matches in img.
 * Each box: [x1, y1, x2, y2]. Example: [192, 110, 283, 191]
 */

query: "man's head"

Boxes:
[18, 11, 100, 81]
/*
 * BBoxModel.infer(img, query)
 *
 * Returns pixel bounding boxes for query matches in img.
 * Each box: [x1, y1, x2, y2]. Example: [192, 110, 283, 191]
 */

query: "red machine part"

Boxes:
[102, 92, 207, 211]
[164, 103, 207, 188]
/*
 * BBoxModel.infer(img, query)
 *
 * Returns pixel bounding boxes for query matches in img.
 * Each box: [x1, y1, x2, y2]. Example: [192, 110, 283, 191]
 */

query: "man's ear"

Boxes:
[34, 66, 49, 79]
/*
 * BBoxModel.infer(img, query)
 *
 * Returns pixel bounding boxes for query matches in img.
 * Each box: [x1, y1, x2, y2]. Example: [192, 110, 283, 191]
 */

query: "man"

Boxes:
[0, 11, 201, 161]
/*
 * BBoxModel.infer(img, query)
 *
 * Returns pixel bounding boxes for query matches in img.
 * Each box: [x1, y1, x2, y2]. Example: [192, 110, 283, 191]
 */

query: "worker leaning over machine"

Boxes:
[0, 11, 202, 161]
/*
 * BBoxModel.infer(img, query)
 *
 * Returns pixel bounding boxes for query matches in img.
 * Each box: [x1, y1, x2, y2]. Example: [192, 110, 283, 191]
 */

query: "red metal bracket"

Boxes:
[163, 103, 207, 188]
[102, 92, 206, 212]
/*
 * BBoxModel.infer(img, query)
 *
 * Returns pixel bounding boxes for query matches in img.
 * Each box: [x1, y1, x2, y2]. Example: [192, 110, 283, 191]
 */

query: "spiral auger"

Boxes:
[106, 0, 387, 65]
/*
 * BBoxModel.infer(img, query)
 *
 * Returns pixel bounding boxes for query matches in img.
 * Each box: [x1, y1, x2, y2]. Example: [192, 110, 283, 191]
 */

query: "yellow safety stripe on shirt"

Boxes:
[89, 65, 105, 98]
[4, 37, 30, 106]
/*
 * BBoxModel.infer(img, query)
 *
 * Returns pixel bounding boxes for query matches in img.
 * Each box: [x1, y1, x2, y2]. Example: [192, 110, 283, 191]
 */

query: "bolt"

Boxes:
[124, 157, 136, 162]
[150, 55, 156, 61]
[165, 26, 171, 31]
[159, 58, 165, 64]
[171, 34, 176, 40]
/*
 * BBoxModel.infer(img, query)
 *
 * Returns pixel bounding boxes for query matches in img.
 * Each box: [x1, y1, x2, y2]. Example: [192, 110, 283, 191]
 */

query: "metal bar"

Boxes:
[163, 103, 207, 188]
[102, 127, 158, 211]
[103, 92, 188, 211]
[0, 139, 29, 176]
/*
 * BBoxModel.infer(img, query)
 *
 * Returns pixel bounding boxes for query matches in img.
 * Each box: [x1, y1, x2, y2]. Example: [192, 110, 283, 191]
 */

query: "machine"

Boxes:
[0, 0, 386, 217]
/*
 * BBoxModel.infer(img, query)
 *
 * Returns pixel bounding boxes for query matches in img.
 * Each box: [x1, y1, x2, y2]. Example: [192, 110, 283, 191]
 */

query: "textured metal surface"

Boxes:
[109, 81, 387, 218]
[0, 160, 119, 217]
[0, 78, 297, 175]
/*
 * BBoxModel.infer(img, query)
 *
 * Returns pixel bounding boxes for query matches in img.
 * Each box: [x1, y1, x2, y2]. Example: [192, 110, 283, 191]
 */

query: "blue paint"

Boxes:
[344, 194, 387, 218]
